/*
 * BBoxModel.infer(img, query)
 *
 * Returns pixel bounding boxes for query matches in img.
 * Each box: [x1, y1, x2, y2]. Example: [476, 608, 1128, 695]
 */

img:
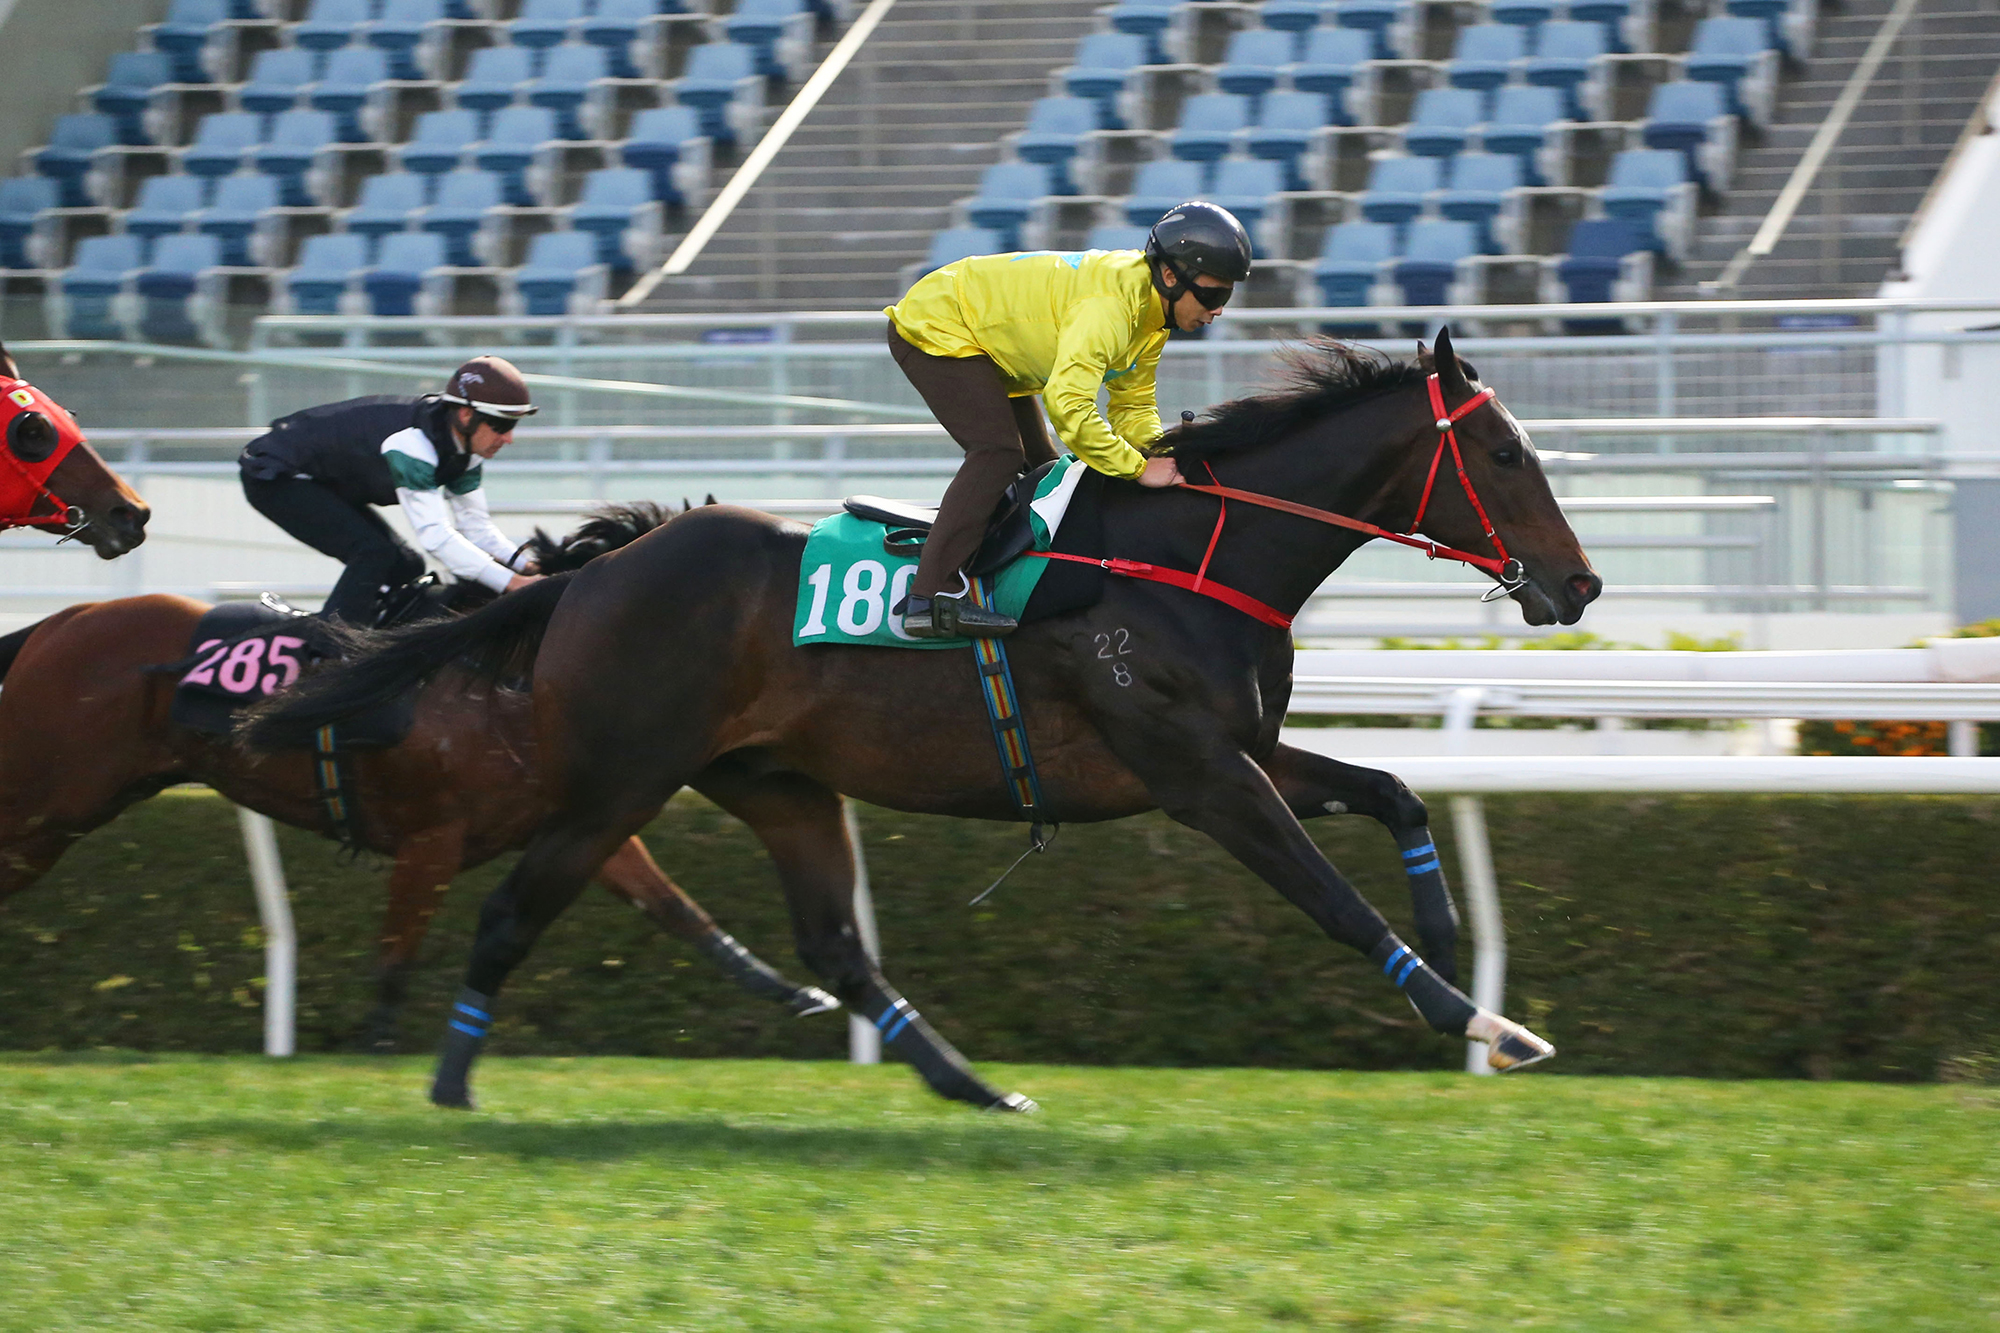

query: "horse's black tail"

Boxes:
[0, 617, 48, 684]
[239, 573, 574, 752]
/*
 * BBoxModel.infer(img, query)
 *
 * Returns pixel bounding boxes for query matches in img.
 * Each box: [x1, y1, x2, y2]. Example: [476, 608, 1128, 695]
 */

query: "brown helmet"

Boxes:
[440, 355, 538, 418]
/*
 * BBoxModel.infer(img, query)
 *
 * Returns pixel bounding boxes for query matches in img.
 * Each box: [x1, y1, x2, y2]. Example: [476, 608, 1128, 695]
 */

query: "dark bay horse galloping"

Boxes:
[0, 504, 832, 1049]
[253, 330, 1602, 1108]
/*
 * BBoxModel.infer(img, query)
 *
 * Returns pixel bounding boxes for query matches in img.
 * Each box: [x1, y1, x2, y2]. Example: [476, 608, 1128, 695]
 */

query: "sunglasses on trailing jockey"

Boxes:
[1168, 261, 1235, 310]
[473, 412, 520, 435]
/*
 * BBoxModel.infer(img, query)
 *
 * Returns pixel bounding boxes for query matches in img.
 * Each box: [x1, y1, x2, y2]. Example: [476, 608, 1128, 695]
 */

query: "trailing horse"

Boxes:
[0, 339, 149, 555]
[252, 331, 1601, 1108]
[0, 502, 832, 1050]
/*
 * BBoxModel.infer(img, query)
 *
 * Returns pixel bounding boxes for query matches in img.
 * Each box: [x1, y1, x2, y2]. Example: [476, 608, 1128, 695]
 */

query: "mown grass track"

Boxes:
[2, 1057, 1995, 1331]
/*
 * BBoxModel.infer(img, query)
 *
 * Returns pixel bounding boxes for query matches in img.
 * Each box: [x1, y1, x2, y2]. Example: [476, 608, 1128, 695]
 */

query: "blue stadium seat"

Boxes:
[674, 42, 762, 146]
[311, 45, 391, 143]
[619, 105, 707, 207]
[1641, 80, 1731, 189]
[1357, 153, 1439, 229]
[566, 166, 662, 270]
[1312, 219, 1395, 306]
[418, 167, 505, 266]
[254, 109, 340, 206]
[1210, 158, 1284, 233]
[1012, 97, 1099, 196]
[454, 45, 537, 122]
[1123, 158, 1206, 227]
[1727, 0, 1813, 61]
[36, 114, 119, 207]
[180, 112, 265, 182]
[149, 0, 232, 84]
[1481, 84, 1566, 186]
[361, 230, 447, 316]
[1522, 20, 1608, 120]
[57, 234, 147, 339]
[1061, 32, 1148, 131]
[1086, 223, 1150, 251]
[366, 0, 449, 81]
[1286, 26, 1369, 121]
[92, 52, 175, 147]
[1261, 0, 1337, 35]
[1433, 151, 1521, 254]
[1554, 217, 1648, 311]
[133, 232, 224, 342]
[1216, 28, 1297, 103]
[509, 229, 605, 316]
[961, 162, 1053, 251]
[1570, 0, 1639, 52]
[1446, 24, 1526, 94]
[725, 0, 813, 80]
[1598, 147, 1692, 257]
[584, 0, 670, 80]
[1106, 0, 1179, 64]
[1392, 218, 1476, 305]
[343, 171, 428, 244]
[396, 108, 480, 179]
[510, 0, 586, 55]
[293, 0, 373, 55]
[124, 173, 207, 243]
[917, 226, 1002, 278]
[524, 43, 612, 140]
[195, 171, 281, 265]
[1683, 16, 1775, 124]
[1333, 0, 1412, 60]
[0, 177, 59, 269]
[1402, 87, 1483, 158]
[1489, 0, 1555, 28]
[1170, 94, 1252, 163]
[1245, 89, 1332, 190]
[240, 48, 320, 118]
[286, 231, 369, 314]
[474, 105, 561, 204]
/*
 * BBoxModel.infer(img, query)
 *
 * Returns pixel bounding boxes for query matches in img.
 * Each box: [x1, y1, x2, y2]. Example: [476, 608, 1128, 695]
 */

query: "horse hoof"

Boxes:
[1488, 1025, 1556, 1072]
[987, 1092, 1039, 1114]
[789, 986, 841, 1018]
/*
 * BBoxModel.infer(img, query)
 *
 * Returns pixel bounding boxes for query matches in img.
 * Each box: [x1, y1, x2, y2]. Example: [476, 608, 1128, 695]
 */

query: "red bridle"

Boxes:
[0, 379, 87, 533]
[1028, 373, 1525, 630]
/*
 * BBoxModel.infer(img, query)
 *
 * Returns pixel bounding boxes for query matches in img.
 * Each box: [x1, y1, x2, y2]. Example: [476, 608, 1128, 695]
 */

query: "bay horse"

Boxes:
[252, 330, 1602, 1109]
[0, 341, 149, 556]
[0, 503, 832, 1050]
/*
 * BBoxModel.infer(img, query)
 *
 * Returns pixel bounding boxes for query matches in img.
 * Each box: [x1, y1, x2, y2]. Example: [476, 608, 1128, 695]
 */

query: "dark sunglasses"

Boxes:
[473, 411, 519, 435]
[1170, 262, 1234, 309]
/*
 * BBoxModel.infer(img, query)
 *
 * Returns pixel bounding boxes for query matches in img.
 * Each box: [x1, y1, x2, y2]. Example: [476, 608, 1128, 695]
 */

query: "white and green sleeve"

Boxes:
[383, 430, 520, 593]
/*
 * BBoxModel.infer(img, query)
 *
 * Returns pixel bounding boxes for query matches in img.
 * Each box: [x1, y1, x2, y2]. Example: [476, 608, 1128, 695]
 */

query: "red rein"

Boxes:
[1027, 374, 1513, 632]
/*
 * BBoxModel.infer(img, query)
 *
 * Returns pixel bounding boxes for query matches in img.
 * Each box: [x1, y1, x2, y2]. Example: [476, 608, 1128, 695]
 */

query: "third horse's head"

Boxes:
[1406, 327, 1600, 626]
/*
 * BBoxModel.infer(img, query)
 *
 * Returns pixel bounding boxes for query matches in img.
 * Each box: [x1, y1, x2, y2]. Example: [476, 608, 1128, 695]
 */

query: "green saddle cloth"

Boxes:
[793, 456, 1087, 650]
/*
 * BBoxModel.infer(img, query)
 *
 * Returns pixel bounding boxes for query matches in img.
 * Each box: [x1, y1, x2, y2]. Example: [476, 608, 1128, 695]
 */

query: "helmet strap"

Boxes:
[1149, 255, 1188, 326]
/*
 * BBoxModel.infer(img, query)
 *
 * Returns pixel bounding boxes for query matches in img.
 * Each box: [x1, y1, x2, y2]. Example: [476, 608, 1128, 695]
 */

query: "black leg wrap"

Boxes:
[1368, 933, 1476, 1037]
[865, 991, 1029, 1111]
[431, 986, 493, 1109]
[702, 931, 839, 1016]
[1395, 826, 1462, 986]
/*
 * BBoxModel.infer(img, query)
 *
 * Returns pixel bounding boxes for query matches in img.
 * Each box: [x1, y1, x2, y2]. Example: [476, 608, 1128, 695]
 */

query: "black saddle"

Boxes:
[844, 458, 1060, 578]
[162, 596, 415, 748]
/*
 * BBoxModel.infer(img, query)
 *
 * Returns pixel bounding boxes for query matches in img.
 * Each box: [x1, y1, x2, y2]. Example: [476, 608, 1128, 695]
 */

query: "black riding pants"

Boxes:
[241, 475, 425, 625]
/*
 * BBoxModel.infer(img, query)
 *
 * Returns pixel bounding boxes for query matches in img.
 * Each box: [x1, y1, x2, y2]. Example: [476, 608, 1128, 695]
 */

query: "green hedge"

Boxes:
[4, 787, 1998, 1081]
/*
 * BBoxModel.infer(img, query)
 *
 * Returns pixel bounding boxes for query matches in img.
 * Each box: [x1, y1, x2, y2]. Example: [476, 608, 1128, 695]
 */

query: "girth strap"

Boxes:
[964, 578, 1054, 904]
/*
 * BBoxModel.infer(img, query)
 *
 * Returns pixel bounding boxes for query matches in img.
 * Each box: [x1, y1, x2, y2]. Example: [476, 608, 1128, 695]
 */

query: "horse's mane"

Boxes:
[517, 499, 683, 574]
[1165, 339, 1443, 463]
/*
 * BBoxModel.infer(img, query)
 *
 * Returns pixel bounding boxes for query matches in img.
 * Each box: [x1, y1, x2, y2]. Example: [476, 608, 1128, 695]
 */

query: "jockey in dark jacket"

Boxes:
[238, 356, 542, 624]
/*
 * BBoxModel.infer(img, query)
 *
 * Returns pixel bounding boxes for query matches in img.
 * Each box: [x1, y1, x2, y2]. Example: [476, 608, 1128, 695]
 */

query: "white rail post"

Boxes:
[1439, 686, 1505, 1075]
[843, 799, 881, 1065]
[236, 807, 295, 1058]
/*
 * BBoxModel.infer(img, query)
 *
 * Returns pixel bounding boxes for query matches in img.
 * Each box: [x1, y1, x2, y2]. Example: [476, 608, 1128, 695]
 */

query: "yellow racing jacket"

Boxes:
[885, 248, 1169, 479]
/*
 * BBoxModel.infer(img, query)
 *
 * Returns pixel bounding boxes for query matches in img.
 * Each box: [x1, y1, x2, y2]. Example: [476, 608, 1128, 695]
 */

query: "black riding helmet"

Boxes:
[1146, 201, 1253, 311]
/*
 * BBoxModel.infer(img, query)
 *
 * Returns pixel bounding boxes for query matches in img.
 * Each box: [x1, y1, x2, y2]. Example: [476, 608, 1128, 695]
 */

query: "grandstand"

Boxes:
[0, 0, 1993, 331]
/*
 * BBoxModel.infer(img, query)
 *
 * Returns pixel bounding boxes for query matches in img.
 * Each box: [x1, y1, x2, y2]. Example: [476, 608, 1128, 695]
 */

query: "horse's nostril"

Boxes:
[1568, 573, 1602, 604]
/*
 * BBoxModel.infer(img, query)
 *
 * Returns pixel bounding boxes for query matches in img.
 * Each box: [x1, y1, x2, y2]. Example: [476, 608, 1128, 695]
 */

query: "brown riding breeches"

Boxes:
[888, 323, 1057, 598]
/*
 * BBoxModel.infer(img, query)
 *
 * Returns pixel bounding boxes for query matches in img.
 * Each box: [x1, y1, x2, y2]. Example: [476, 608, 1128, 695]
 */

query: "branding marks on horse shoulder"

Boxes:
[1095, 627, 1134, 686]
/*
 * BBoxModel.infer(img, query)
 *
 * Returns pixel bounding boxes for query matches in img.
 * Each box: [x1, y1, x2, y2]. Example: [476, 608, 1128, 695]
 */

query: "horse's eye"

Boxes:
[1492, 448, 1520, 468]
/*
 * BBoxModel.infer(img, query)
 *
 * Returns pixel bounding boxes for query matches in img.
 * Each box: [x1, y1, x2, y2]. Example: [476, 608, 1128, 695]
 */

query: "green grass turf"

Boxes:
[2, 1057, 1995, 1331]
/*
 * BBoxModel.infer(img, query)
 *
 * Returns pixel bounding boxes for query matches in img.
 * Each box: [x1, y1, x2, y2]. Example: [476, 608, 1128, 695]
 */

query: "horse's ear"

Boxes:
[1414, 340, 1435, 372]
[0, 340, 17, 380]
[1433, 325, 1474, 396]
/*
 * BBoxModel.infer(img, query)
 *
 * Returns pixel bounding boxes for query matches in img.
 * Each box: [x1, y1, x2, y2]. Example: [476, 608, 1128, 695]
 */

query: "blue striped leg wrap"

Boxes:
[448, 997, 492, 1040]
[1380, 944, 1424, 988]
[1401, 841, 1441, 877]
[873, 998, 918, 1044]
